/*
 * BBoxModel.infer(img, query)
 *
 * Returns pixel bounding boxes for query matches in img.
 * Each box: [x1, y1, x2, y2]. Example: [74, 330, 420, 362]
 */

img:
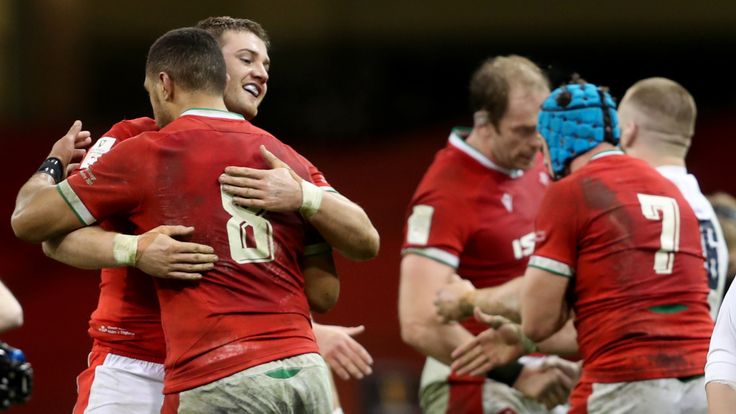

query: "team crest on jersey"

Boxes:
[80, 137, 116, 170]
[501, 193, 513, 213]
[539, 172, 550, 186]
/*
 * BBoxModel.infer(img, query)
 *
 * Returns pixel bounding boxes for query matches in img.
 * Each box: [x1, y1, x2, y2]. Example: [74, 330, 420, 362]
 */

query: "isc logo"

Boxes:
[512, 231, 536, 260]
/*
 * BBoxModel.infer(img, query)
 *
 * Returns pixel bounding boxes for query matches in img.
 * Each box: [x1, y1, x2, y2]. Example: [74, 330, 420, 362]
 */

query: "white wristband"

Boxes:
[332, 409, 344, 414]
[300, 180, 323, 218]
[112, 234, 139, 266]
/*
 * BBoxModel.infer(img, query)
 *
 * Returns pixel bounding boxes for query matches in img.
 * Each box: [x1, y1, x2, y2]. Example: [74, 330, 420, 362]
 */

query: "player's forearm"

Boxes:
[473, 277, 525, 322]
[536, 319, 578, 356]
[306, 193, 379, 261]
[12, 174, 64, 242]
[42, 226, 121, 270]
[707, 382, 736, 414]
[401, 320, 474, 365]
[303, 254, 340, 313]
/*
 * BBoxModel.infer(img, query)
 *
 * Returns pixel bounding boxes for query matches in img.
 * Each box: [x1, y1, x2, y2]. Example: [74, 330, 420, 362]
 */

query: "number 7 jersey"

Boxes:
[529, 150, 713, 383]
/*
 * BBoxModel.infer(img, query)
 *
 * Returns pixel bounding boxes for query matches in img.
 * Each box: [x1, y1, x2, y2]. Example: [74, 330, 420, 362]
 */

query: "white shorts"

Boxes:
[164, 353, 332, 414]
[571, 377, 707, 414]
[73, 348, 164, 414]
[419, 357, 559, 414]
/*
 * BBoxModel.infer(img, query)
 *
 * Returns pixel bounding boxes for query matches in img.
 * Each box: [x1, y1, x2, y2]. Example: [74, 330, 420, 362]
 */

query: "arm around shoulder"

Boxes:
[307, 192, 379, 261]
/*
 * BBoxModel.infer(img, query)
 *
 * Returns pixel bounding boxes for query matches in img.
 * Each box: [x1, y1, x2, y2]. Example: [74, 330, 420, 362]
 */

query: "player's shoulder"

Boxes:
[103, 117, 158, 140]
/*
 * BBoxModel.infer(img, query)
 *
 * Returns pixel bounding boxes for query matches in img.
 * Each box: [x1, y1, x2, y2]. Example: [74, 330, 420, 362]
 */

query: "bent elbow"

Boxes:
[308, 291, 339, 314]
[41, 241, 56, 259]
[522, 321, 552, 343]
[399, 321, 425, 349]
[346, 229, 381, 262]
[0, 306, 23, 333]
[11, 213, 42, 243]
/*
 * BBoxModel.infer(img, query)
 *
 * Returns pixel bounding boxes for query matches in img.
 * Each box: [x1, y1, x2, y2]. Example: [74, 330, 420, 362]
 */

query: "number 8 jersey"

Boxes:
[529, 150, 713, 384]
[60, 109, 329, 394]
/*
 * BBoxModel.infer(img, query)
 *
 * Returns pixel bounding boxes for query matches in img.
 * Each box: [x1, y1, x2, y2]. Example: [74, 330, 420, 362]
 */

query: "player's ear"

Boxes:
[620, 121, 637, 150]
[159, 72, 174, 101]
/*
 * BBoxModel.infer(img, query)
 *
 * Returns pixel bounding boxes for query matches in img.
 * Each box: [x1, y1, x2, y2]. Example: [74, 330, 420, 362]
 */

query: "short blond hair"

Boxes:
[622, 77, 696, 138]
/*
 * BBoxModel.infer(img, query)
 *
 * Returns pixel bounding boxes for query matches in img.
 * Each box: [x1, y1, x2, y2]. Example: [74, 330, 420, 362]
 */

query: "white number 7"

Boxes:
[637, 193, 681, 274]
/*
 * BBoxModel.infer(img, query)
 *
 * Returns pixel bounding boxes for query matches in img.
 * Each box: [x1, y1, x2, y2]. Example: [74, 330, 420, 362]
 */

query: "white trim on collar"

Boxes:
[448, 130, 524, 178]
[656, 165, 688, 176]
[181, 108, 245, 120]
[590, 148, 624, 161]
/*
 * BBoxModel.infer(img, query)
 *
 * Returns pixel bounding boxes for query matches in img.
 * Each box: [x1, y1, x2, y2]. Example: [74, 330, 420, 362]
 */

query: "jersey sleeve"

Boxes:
[78, 117, 158, 172]
[58, 136, 150, 225]
[401, 188, 473, 269]
[283, 144, 334, 192]
[528, 180, 579, 278]
[706, 280, 736, 384]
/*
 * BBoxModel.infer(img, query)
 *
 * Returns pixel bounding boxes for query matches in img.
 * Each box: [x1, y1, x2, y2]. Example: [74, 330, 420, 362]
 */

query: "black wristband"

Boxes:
[37, 157, 63, 183]
[486, 361, 524, 386]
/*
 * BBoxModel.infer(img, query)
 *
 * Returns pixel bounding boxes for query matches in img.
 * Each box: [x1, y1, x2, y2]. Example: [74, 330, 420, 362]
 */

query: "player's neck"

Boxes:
[569, 143, 618, 172]
[465, 128, 495, 161]
[627, 145, 686, 169]
[174, 93, 229, 118]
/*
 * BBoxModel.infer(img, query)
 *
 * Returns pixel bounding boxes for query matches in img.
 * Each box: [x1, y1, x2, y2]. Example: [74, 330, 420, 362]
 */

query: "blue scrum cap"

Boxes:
[537, 81, 620, 179]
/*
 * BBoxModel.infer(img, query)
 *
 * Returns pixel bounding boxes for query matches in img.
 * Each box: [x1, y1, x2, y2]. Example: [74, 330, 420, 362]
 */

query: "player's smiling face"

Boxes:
[489, 87, 547, 171]
[219, 30, 270, 121]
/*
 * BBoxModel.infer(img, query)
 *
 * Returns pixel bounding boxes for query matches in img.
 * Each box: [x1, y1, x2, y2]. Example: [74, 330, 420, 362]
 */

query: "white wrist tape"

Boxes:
[332, 409, 344, 414]
[112, 234, 139, 266]
[300, 180, 323, 218]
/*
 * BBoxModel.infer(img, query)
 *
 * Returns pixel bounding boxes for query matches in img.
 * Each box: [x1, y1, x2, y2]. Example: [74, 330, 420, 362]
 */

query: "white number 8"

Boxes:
[637, 193, 681, 274]
[221, 187, 275, 263]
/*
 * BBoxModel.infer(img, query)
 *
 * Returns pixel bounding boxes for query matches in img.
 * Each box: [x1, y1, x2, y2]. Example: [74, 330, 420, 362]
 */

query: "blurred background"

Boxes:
[2, 1, 736, 412]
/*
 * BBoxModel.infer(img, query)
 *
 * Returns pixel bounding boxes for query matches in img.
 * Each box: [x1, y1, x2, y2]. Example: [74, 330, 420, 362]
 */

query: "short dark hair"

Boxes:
[469, 55, 549, 129]
[196, 16, 271, 49]
[146, 27, 227, 94]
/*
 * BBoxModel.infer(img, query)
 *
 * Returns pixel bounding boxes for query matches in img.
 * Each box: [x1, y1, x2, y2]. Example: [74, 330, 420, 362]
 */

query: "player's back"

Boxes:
[122, 110, 320, 392]
[562, 151, 712, 382]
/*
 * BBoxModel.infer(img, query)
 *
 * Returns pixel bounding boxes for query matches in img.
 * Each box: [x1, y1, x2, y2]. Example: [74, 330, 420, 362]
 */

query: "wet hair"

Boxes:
[469, 55, 549, 129]
[196, 16, 271, 49]
[145, 27, 227, 95]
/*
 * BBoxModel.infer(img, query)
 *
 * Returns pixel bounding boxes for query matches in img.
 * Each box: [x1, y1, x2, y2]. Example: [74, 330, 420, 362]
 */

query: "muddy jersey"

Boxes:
[530, 150, 713, 383]
[61, 109, 329, 393]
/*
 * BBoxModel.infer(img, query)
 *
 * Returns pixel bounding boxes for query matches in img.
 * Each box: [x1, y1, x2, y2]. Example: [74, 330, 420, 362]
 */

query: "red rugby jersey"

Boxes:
[402, 128, 549, 335]
[529, 150, 713, 383]
[62, 110, 327, 393]
[76, 117, 166, 362]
